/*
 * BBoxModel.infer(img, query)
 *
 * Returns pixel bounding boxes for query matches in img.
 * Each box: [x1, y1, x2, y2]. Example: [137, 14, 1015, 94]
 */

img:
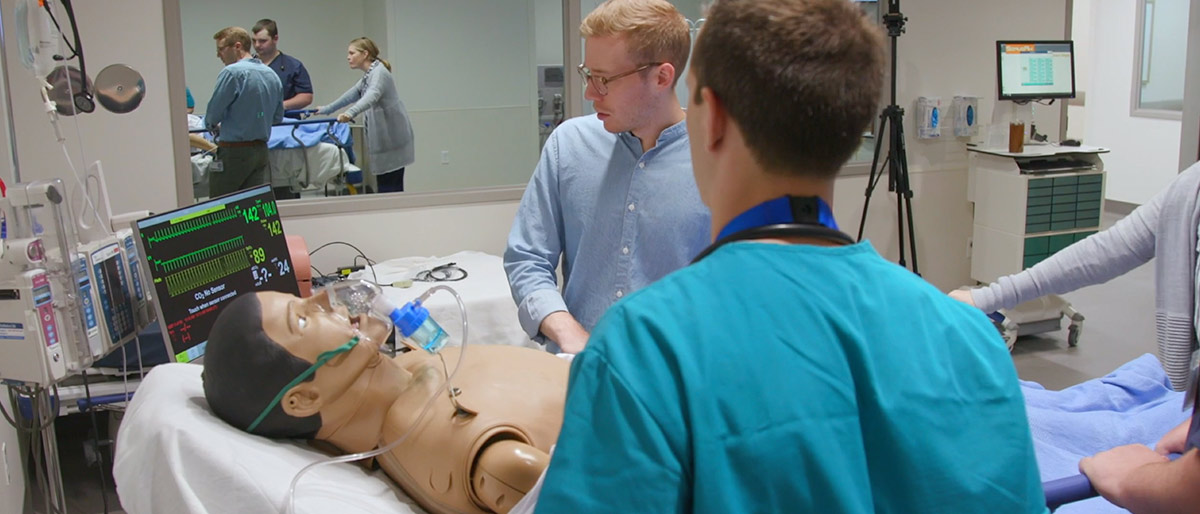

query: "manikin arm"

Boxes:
[471, 440, 550, 514]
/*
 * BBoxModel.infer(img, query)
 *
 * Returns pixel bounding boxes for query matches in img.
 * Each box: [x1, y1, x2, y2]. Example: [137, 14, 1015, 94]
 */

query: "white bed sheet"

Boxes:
[269, 143, 358, 192]
[352, 251, 538, 350]
[113, 363, 424, 514]
[189, 143, 358, 199]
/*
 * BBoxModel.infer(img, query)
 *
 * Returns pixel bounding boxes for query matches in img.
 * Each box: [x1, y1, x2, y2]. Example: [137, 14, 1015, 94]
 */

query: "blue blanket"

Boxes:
[268, 118, 351, 150]
[1023, 353, 1191, 513]
[194, 116, 351, 150]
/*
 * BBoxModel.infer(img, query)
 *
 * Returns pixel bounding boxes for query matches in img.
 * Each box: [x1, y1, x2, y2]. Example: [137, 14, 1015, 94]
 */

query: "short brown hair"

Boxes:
[213, 27, 252, 52]
[692, 0, 885, 177]
[581, 0, 690, 87]
[252, 19, 278, 38]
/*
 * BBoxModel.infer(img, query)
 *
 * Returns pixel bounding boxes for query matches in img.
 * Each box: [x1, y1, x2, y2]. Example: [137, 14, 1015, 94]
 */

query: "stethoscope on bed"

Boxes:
[690, 195, 855, 263]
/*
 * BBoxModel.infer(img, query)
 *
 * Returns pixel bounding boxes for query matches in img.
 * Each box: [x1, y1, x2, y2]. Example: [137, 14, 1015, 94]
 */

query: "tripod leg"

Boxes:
[857, 114, 890, 241]
[889, 113, 907, 269]
[891, 116, 920, 275]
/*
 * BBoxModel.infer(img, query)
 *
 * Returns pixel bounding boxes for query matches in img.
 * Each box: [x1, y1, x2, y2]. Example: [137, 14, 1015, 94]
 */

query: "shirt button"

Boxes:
[616, 290, 624, 298]
[622, 246, 630, 255]
[628, 203, 636, 212]
[638, 162, 645, 169]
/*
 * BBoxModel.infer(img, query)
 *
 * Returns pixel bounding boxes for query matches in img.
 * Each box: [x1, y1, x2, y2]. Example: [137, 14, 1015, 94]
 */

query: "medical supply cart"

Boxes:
[967, 145, 1109, 349]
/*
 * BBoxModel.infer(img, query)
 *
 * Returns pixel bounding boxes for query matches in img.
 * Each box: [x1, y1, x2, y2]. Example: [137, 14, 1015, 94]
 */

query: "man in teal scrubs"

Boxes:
[534, 0, 1048, 512]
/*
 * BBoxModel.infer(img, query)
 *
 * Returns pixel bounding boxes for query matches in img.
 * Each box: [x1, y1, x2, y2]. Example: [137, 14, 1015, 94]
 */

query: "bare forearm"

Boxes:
[283, 93, 313, 110]
[539, 311, 589, 353]
[1114, 450, 1200, 513]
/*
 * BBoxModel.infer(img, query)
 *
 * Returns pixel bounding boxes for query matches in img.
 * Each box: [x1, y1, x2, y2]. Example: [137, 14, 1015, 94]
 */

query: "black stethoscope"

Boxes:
[691, 196, 856, 264]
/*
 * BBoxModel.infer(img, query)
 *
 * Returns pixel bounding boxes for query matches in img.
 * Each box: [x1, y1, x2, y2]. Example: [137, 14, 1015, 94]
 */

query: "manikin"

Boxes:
[201, 289, 568, 513]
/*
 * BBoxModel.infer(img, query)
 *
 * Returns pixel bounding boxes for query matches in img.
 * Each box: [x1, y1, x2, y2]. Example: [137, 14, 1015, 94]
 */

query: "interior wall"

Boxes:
[1080, 0, 1182, 205]
[180, 0, 369, 115]
[388, 0, 539, 193]
[282, 200, 521, 272]
[183, 0, 541, 195]
[0, 0, 180, 217]
[1067, 0, 1092, 140]
[847, 0, 1068, 291]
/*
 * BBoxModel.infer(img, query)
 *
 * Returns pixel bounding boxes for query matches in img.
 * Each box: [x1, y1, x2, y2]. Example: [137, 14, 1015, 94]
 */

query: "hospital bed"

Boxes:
[112, 362, 425, 514]
[190, 115, 360, 199]
[112, 349, 1187, 513]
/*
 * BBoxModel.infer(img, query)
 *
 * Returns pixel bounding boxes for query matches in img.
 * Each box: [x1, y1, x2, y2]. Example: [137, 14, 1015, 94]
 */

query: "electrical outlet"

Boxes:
[441, 151, 450, 165]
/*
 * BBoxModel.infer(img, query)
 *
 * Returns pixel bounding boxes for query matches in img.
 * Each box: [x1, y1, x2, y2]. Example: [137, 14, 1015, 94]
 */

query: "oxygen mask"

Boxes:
[324, 279, 449, 353]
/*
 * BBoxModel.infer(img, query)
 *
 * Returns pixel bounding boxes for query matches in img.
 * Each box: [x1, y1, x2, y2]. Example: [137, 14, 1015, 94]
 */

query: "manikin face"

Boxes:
[252, 30, 278, 58]
[582, 35, 661, 134]
[348, 46, 369, 70]
[257, 290, 392, 403]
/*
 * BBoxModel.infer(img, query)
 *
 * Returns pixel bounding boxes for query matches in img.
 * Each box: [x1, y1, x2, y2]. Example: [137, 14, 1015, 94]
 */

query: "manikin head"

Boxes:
[578, 0, 690, 135]
[203, 290, 396, 439]
[685, 0, 885, 228]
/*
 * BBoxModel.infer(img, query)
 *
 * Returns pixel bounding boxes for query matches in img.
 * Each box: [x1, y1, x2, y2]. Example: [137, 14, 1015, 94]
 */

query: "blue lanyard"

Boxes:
[716, 196, 839, 241]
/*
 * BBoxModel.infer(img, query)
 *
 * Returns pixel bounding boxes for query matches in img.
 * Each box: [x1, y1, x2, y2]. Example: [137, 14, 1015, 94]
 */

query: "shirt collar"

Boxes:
[618, 117, 688, 151]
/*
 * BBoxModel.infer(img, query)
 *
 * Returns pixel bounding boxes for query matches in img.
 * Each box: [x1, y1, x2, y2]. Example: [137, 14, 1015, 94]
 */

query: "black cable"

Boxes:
[56, 0, 87, 85]
[308, 241, 378, 283]
[1, 386, 57, 433]
[40, 1, 78, 59]
[80, 372, 112, 514]
[353, 254, 377, 268]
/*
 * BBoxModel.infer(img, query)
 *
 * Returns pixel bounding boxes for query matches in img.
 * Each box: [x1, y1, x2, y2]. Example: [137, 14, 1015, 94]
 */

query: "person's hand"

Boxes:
[337, 113, 352, 123]
[1155, 420, 1191, 455]
[313, 106, 326, 116]
[540, 311, 590, 354]
[1079, 444, 1168, 507]
[948, 288, 976, 307]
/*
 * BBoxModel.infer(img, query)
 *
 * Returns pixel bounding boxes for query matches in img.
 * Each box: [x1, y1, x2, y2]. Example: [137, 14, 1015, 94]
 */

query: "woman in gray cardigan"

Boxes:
[317, 37, 414, 193]
[952, 160, 1200, 392]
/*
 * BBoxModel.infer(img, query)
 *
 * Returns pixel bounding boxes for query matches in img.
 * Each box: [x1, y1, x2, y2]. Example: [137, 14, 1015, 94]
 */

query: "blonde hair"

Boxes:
[213, 27, 252, 52]
[581, 0, 690, 85]
[350, 37, 391, 72]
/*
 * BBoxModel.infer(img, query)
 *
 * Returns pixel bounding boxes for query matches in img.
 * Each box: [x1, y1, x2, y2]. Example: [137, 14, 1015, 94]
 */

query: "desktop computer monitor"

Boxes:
[996, 40, 1076, 101]
[132, 185, 300, 363]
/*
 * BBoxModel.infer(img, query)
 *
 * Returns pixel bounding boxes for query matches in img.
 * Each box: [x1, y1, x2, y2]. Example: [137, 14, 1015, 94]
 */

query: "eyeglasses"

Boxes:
[577, 62, 663, 95]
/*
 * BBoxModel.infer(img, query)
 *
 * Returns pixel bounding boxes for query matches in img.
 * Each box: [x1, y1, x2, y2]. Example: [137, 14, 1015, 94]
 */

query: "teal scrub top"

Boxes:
[537, 242, 1048, 513]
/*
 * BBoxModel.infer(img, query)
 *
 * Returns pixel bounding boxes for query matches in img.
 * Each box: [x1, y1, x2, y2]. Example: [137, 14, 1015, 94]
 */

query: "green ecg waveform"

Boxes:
[151, 236, 245, 273]
[146, 210, 240, 248]
[165, 248, 251, 297]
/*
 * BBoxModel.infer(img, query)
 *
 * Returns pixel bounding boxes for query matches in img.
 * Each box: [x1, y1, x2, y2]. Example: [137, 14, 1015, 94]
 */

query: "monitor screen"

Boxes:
[133, 185, 299, 363]
[997, 41, 1076, 101]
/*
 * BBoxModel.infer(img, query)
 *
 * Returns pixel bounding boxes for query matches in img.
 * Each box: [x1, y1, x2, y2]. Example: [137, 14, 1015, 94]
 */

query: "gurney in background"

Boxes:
[189, 112, 362, 200]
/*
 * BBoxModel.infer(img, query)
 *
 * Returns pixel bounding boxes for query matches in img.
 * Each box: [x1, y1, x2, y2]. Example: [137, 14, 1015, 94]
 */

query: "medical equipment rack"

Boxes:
[967, 145, 1109, 349]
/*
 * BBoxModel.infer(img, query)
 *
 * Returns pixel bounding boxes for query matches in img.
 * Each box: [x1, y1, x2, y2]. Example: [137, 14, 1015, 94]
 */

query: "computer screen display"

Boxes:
[133, 185, 299, 363]
[997, 41, 1076, 101]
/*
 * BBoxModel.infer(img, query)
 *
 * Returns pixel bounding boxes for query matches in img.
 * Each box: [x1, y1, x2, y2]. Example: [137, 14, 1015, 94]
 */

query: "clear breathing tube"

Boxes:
[283, 283, 469, 514]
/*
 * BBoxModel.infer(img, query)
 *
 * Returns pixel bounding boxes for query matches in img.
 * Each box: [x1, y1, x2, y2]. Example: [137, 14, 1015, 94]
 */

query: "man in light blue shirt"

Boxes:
[535, 0, 1047, 512]
[504, 0, 710, 354]
[206, 27, 283, 198]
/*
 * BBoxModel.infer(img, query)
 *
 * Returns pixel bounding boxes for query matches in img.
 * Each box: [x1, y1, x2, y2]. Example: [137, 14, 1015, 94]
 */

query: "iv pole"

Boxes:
[856, 0, 920, 276]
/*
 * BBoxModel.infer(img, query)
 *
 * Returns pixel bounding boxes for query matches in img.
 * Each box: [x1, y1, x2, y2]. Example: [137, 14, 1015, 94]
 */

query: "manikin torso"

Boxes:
[361, 345, 567, 514]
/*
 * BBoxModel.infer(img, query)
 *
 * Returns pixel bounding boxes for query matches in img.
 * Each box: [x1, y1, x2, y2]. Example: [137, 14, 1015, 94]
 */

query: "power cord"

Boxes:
[308, 241, 378, 284]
